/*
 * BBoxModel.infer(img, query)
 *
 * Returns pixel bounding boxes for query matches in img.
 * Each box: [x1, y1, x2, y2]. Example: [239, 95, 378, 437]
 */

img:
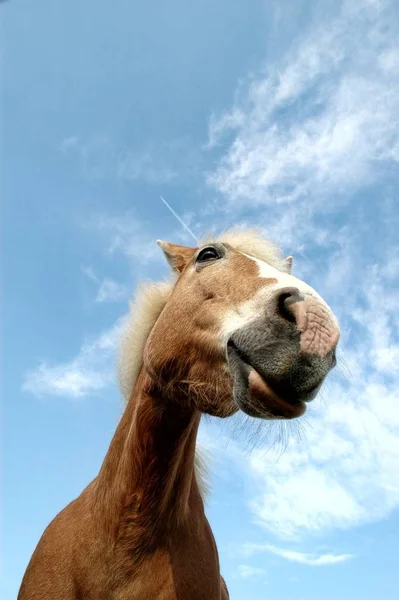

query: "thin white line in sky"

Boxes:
[160, 196, 199, 242]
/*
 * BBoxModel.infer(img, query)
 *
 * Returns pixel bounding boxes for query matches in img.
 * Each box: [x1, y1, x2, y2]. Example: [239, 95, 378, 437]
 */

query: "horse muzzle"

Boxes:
[227, 287, 340, 419]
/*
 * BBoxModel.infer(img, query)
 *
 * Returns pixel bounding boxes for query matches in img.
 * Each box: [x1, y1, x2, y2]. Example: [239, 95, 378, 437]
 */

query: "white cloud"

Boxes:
[92, 213, 161, 264]
[60, 135, 201, 185]
[81, 266, 98, 283]
[117, 151, 177, 184]
[95, 279, 128, 303]
[22, 321, 124, 398]
[82, 266, 128, 303]
[60, 135, 78, 154]
[237, 564, 267, 579]
[244, 544, 353, 566]
[206, 0, 399, 209]
[61, 135, 117, 181]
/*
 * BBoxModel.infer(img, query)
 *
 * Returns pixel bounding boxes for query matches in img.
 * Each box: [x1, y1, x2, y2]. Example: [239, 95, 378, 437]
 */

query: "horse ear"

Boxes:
[157, 240, 197, 273]
[284, 256, 293, 274]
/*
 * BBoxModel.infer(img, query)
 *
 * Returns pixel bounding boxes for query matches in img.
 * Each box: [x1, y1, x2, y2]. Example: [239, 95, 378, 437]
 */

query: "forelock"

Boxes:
[206, 227, 286, 270]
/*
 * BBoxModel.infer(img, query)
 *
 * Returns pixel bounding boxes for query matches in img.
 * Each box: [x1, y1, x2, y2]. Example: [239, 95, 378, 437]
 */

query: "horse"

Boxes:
[18, 227, 340, 600]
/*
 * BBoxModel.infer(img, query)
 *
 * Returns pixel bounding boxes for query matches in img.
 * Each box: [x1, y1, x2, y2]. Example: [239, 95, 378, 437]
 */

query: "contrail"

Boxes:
[160, 196, 199, 243]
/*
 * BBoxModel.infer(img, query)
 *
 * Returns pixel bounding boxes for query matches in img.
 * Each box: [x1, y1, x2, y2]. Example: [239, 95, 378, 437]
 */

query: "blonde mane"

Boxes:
[117, 227, 286, 496]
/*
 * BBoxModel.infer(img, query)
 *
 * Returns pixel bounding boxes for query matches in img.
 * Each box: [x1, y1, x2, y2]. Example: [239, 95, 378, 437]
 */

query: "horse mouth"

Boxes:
[227, 340, 310, 420]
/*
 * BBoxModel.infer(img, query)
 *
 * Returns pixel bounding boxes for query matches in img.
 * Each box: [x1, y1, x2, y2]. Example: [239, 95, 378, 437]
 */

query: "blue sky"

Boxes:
[3, 0, 399, 598]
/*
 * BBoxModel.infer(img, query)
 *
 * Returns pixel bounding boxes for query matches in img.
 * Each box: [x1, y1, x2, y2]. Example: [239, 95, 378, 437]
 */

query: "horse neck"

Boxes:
[94, 368, 202, 546]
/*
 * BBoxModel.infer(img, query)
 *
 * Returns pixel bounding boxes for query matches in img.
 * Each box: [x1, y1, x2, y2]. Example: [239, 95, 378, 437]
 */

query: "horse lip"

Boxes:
[227, 339, 271, 385]
[226, 339, 278, 395]
[227, 339, 320, 405]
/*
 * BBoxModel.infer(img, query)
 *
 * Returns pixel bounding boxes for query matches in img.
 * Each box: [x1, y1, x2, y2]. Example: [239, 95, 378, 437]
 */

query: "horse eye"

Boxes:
[197, 246, 221, 263]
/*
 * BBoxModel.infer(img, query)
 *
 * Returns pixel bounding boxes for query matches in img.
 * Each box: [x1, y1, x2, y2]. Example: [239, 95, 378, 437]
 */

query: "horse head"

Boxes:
[142, 229, 340, 420]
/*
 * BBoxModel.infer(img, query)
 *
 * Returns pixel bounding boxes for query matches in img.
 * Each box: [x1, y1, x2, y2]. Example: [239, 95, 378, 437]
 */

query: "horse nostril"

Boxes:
[276, 287, 303, 325]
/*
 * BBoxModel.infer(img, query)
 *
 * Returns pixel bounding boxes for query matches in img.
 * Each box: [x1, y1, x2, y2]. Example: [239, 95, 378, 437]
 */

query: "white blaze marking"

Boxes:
[219, 254, 339, 346]
[247, 254, 338, 321]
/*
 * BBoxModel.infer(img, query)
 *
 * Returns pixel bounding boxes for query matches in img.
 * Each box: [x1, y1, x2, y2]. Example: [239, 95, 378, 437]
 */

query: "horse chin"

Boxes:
[206, 404, 238, 419]
[186, 377, 238, 418]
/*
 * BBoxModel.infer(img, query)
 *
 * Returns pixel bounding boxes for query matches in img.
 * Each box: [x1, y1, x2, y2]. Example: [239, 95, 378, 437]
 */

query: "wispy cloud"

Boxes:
[61, 135, 117, 181]
[244, 544, 353, 566]
[207, 0, 399, 209]
[117, 151, 177, 184]
[95, 279, 128, 303]
[92, 212, 161, 264]
[82, 266, 128, 303]
[60, 135, 78, 154]
[22, 322, 124, 398]
[61, 135, 201, 185]
[237, 564, 267, 579]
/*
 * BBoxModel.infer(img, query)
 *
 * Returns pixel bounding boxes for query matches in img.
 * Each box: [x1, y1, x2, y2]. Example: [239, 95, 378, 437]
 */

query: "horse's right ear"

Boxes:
[157, 240, 197, 273]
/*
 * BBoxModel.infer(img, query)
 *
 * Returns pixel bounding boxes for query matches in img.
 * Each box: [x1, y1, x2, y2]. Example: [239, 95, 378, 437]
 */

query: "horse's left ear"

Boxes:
[284, 256, 293, 274]
[157, 240, 197, 273]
